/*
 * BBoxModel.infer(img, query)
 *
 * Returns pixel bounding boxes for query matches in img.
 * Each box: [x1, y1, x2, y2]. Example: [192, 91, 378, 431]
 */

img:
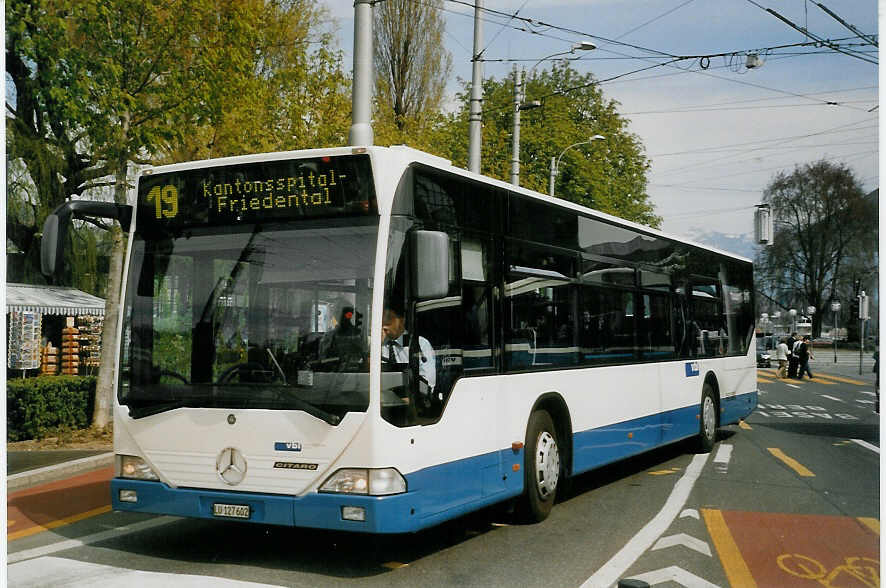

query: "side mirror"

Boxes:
[40, 201, 133, 277]
[411, 230, 450, 301]
[40, 211, 66, 277]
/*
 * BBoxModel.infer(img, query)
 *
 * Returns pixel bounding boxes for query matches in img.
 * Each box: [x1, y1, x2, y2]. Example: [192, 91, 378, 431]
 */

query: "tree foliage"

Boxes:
[755, 160, 877, 337]
[440, 63, 659, 228]
[6, 0, 349, 429]
[372, 0, 452, 148]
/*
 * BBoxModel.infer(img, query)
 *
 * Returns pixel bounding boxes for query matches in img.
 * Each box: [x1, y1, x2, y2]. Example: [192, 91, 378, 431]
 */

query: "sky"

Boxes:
[326, 0, 879, 250]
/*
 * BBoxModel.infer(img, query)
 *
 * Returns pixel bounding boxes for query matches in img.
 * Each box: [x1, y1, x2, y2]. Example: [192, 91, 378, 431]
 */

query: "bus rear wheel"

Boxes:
[517, 410, 560, 522]
[697, 383, 718, 453]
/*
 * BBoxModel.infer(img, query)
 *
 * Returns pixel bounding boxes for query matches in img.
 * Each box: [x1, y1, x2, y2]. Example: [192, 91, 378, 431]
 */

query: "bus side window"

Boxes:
[461, 237, 495, 372]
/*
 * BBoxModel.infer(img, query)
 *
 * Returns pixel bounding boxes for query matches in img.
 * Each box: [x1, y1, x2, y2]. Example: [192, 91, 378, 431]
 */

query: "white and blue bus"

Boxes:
[42, 145, 757, 532]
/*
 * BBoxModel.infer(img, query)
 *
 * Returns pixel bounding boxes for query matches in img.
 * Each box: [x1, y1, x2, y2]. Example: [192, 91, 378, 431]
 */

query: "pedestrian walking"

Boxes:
[797, 335, 814, 379]
[775, 337, 791, 378]
[787, 332, 800, 378]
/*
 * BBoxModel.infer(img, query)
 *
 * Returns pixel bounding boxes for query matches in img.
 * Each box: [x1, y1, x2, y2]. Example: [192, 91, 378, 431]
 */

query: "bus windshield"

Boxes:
[120, 220, 378, 423]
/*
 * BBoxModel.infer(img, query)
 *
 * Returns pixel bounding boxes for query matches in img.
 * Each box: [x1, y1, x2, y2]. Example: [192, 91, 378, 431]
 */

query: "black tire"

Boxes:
[697, 382, 718, 453]
[517, 410, 561, 523]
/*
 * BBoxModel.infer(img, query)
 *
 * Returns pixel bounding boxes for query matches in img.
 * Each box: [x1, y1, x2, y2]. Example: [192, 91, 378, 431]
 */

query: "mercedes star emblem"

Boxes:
[216, 447, 247, 486]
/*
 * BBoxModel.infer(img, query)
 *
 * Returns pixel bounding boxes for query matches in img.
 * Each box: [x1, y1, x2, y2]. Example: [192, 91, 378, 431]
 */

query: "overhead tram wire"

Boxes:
[650, 118, 877, 178]
[425, 0, 584, 52]
[613, 0, 696, 41]
[653, 147, 879, 185]
[743, 0, 878, 65]
[438, 0, 876, 115]
[477, 0, 533, 61]
[444, 0, 681, 60]
[483, 36, 874, 116]
[813, 2, 878, 47]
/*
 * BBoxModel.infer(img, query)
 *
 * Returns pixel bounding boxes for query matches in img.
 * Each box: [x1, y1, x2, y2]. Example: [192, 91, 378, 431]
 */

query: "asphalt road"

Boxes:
[8, 362, 879, 587]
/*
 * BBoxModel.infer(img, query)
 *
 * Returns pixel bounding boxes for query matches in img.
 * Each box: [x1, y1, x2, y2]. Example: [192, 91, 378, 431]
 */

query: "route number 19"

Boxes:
[146, 185, 179, 219]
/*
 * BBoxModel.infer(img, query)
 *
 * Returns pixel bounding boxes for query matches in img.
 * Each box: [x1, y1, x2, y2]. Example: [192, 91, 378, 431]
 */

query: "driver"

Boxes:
[381, 306, 436, 397]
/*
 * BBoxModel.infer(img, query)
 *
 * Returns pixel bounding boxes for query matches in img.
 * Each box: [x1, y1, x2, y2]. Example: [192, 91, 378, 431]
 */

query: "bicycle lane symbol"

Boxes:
[703, 511, 879, 586]
[777, 553, 879, 587]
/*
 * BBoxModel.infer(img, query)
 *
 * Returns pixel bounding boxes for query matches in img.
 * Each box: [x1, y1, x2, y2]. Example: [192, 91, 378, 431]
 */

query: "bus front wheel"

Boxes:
[518, 410, 560, 522]
[697, 383, 718, 453]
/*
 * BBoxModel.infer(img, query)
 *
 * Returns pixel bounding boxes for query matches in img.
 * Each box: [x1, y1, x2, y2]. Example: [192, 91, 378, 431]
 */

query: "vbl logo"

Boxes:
[274, 442, 303, 452]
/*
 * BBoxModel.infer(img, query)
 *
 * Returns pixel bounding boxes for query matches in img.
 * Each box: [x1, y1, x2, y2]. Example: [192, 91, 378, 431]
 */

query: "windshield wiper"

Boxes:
[278, 391, 341, 425]
[128, 399, 193, 419]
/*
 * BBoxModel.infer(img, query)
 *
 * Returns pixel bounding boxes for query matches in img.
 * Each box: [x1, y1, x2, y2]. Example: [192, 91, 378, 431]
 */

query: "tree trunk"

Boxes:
[92, 155, 130, 430]
[93, 225, 125, 429]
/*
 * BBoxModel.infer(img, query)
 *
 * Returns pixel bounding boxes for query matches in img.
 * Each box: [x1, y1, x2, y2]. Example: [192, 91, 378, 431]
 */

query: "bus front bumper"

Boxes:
[111, 478, 420, 533]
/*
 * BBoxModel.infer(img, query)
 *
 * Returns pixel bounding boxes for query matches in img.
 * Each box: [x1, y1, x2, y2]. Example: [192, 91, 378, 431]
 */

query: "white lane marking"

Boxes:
[8, 556, 286, 587]
[679, 509, 700, 520]
[714, 443, 732, 467]
[856, 399, 875, 405]
[582, 453, 709, 587]
[652, 532, 712, 557]
[860, 391, 877, 397]
[786, 384, 801, 389]
[8, 516, 177, 564]
[851, 439, 881, 454]
[820, 395, 844, 403]
[625, 565, 720, 588]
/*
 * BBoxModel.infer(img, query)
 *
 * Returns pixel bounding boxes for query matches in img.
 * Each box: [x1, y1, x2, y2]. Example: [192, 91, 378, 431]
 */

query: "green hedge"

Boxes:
[7, 376, 97, 441]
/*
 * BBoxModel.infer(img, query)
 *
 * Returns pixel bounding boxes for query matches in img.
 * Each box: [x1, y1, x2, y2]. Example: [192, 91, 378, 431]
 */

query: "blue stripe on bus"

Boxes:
[112, 390, 756, 533]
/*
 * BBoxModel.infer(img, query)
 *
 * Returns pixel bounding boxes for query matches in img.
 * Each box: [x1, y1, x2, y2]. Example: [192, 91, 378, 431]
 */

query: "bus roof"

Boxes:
[139, 145, 751, 264]
[381, 145, 753, 265]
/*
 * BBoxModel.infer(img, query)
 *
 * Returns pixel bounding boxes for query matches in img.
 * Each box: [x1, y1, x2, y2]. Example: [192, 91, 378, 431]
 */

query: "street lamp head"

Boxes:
[590, 134, 605, 142]
[573, 40, 597, 52]
[519, 100, 542, 111]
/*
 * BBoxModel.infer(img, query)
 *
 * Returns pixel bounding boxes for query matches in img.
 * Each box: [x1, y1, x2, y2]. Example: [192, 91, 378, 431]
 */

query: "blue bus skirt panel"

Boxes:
[720, 390, 758, 426]
[112, 391, 757, 533]
[111, 448, 526, 535]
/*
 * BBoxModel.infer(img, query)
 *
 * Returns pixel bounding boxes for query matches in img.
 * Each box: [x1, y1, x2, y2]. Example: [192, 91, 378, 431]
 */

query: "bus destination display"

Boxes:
[137, 154, 376, 229]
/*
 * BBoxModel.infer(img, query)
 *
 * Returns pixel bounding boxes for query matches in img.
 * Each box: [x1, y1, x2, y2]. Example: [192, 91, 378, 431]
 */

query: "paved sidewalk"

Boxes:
[7, 450, 113, 492]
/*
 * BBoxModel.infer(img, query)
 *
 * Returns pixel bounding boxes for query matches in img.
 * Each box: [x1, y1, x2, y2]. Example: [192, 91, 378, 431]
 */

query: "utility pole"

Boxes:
[510, 66, 523, 186]
[467, 1, 483, 174]
[349, 0, 374, 146]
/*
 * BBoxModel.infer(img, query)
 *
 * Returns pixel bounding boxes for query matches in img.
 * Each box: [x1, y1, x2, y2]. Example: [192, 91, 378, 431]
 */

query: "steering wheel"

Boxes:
[216, 362, 278, 384]
[159, 368, 189, 384]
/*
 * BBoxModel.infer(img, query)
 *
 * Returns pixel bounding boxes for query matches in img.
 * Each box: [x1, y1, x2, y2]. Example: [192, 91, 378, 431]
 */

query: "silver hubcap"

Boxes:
[702, 395, 716, 440]
[535, 431, 560, 500]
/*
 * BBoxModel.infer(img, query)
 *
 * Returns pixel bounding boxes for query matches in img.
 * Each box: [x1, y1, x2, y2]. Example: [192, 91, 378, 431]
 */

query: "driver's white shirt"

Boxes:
[383, 335, 436, 390]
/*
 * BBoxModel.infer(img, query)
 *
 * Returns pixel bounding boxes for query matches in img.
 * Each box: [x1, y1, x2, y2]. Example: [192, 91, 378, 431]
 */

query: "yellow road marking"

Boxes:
[767, 448, 816, 477]
[858, 517, 880, 535]
[739, 420, 752, 430]
[702, 509, 757, 588]
[815, 373, 870, 386]
[7, 505, 112, 541]
[757, 372, 775, 379]
[649, 467, 681, 476]
[382, 562, 409, 569]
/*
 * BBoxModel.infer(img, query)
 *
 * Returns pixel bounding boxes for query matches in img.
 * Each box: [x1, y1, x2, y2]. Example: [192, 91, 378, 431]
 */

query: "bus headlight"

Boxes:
[319, 468, 406, 495]
[117, 455, 160, 481]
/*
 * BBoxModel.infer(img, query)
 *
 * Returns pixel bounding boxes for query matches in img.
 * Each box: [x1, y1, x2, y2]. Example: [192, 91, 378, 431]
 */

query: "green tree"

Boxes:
[162, 0, 350, 161]
[755, 161, 876, 338]
[441, 63, 659, 227]
[372, 0, 452, 149]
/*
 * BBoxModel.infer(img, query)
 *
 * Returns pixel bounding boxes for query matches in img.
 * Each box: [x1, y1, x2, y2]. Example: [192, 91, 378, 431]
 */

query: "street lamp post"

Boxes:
[831, 300, 841, 363]
[511, 41, 597, 187]
[789, 308, 797, 335]
[549, 135, 606, 197]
